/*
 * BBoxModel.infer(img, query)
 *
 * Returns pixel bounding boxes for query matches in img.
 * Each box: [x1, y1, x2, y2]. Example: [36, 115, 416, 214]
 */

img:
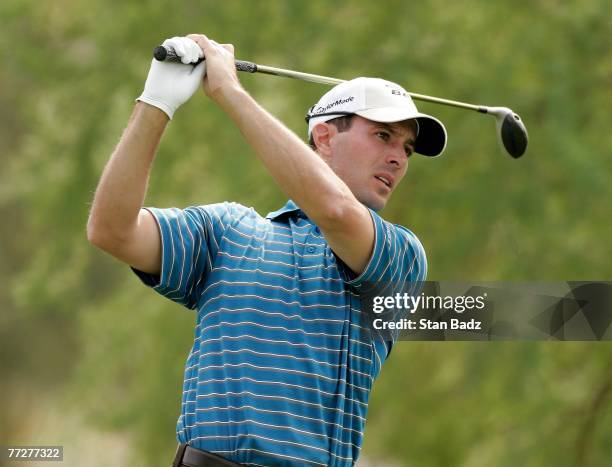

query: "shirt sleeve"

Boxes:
[343, 209, 427, 290]
[344, 210, 428, 353]
[131, 202, 245, 310]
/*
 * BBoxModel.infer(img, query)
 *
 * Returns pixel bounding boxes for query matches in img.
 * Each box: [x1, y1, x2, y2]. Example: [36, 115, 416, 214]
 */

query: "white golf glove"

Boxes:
[136, 37, 206, 119]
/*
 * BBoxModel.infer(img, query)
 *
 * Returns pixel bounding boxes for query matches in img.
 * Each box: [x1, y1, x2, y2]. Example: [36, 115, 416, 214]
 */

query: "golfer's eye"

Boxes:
[376, 131, 390, 141]
[404, 145, 414, 157]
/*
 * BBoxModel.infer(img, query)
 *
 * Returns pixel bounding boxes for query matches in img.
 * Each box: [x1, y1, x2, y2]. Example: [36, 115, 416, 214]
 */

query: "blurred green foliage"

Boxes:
[1, 0, 611, 466]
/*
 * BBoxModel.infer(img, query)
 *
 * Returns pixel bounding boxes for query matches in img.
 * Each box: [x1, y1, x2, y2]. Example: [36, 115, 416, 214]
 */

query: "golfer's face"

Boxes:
[327, 116, 415, 211]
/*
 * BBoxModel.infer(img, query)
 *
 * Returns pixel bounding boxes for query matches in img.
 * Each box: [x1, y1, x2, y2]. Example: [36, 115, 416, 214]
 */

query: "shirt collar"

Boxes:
[266, 200, 308, 220]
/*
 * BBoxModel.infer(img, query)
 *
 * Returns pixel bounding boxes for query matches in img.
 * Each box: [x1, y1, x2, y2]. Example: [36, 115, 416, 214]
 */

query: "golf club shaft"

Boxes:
[254, 64, 486, 112]
[153, 44, 528, 157]
[153, 45, 488, 113]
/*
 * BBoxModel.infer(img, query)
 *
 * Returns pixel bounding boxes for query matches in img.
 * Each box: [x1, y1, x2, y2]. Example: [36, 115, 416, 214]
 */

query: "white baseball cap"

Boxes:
[306, 77, 447, 157]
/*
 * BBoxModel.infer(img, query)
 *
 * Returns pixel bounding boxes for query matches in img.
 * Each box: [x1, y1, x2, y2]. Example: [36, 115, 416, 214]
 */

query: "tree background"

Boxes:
[1, 1, 611, 466]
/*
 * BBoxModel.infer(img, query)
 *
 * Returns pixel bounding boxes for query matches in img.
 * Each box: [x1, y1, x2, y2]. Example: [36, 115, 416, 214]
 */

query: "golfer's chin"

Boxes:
[357, 190, 388, 212]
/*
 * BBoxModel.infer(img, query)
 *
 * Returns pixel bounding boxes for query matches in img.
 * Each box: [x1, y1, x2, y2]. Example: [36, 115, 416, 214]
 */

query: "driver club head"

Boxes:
[486, 107, 529, 158]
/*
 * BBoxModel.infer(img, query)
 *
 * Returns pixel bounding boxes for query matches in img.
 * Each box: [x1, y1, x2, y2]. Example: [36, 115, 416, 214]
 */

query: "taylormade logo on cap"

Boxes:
[312, 96, 356, 115]
[306, 77, 448, 157]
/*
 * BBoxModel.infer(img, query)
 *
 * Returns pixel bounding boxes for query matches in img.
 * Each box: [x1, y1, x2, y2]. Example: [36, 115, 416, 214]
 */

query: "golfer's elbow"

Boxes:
[315, 192, 361, 232]
[86, 216, 109, 250]
[86, 214, 125, 252]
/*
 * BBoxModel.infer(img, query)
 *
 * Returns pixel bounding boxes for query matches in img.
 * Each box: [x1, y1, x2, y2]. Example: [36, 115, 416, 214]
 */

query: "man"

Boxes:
[87, 35, 446, 467]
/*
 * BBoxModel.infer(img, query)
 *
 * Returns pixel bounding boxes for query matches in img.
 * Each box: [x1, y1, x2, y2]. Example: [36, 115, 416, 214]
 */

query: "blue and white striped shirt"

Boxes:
[133, 200, 427, 466]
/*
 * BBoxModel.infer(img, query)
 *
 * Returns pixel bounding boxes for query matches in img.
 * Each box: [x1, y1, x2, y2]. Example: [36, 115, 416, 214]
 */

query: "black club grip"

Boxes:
[153, 45, 257, 73]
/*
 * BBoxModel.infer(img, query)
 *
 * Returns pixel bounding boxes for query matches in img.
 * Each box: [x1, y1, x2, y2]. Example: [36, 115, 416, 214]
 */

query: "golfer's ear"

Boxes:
[311, 123, 335, 156]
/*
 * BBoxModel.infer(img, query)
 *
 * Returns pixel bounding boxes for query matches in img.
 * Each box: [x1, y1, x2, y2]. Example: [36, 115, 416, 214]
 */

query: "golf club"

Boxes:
[153, 45, 528, 158]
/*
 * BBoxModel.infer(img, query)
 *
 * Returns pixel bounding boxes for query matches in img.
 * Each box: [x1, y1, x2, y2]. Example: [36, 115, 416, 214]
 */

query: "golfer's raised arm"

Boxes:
[87, 37, 208, 275]
[87, 104, 166, 275]
[193, 35, 375, 275]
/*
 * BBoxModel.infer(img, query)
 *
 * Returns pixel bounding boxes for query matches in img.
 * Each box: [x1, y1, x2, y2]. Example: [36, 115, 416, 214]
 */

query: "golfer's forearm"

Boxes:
[216, 86, 356, 226]
[88, 103, 167, 241]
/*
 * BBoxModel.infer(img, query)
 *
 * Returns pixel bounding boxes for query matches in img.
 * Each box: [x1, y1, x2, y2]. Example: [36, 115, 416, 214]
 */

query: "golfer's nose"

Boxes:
[385, 143, 408, 168]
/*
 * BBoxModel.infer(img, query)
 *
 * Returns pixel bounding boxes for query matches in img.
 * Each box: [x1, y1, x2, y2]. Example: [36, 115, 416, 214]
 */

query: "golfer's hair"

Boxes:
[308, 115, 354, 151]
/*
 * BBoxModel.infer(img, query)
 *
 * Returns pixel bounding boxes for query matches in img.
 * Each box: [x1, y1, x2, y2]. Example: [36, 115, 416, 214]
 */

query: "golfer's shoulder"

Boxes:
[393, 223, 423, 245]
[373, 212, 423, 245]
[185, 201, 266, 230]
[377, 215, 427, 259]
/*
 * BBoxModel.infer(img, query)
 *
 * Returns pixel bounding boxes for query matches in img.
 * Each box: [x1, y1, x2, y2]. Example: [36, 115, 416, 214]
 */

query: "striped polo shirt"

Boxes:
[132, 200, 427, 466]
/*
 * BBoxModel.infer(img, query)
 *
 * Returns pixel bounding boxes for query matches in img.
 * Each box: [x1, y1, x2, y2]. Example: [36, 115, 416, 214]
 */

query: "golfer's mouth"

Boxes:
[374, 174, 394, 189]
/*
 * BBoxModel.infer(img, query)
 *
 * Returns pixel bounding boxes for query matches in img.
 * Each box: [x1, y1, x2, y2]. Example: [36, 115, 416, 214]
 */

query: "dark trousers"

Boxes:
[172, 443, 244, 467]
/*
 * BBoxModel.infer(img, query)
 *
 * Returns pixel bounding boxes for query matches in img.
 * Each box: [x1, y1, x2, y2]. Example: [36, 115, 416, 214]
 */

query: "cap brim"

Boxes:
[414, 116, 447, 157]
[355, 108, 447, 157]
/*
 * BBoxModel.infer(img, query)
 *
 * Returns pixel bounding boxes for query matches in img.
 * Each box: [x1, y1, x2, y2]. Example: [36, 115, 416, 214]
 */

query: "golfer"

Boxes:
[87, 35, 446, 467]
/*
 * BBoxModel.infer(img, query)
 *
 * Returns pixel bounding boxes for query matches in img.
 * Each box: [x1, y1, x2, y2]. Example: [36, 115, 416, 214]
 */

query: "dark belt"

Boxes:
[172, 443, 244, 467]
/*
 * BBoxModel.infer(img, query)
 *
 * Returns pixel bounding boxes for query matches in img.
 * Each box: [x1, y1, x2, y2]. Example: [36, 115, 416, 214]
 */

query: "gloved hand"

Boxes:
[136, 37, 206, 119]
